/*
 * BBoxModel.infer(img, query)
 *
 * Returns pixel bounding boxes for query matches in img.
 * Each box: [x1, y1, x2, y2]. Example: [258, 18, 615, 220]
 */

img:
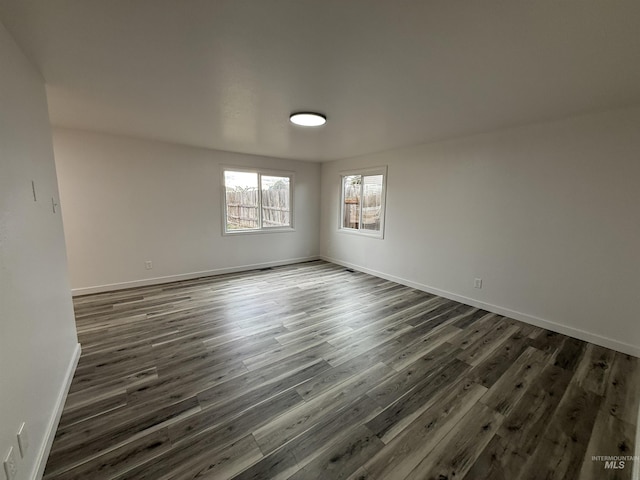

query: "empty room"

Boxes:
[1, 1, 640, 479]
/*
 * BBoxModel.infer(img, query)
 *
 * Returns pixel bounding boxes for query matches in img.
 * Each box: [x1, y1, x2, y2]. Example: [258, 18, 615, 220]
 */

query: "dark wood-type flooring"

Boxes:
[44, 261, 640, 480]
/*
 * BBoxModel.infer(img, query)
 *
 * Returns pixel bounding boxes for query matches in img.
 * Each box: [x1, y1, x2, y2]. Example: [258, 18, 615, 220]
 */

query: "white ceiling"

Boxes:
[1, 1, 640, 161]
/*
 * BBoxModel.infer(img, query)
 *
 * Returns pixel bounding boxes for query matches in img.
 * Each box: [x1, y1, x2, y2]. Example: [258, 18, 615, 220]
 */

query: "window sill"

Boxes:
[338, 228, 384, 240]
[223, 227, 296, 236]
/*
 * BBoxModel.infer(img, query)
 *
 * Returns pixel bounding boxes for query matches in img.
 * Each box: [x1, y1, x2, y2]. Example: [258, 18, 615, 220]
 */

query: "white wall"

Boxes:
[52, 128, 321, 294]
[0, 22, 79, 480]
[321, 107, 640, 356]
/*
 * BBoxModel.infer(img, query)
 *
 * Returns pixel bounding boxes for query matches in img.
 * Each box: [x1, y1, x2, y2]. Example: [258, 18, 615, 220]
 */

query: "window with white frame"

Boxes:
[222, 168, 293, 234]
[340, 167, 387, 238]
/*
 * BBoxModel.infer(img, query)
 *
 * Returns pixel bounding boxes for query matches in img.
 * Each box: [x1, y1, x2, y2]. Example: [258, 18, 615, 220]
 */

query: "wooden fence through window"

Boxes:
[343, 185, 382, 230]
[226, 188, 290, 230]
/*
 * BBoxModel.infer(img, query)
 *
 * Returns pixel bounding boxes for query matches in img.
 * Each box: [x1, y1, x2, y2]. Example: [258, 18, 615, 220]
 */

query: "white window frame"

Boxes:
[221, 166, 295, 235]
[339, 166, 387, 239]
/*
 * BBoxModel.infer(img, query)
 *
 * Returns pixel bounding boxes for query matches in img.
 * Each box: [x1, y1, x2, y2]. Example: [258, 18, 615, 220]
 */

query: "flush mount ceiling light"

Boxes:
[289, 112, 327, 127]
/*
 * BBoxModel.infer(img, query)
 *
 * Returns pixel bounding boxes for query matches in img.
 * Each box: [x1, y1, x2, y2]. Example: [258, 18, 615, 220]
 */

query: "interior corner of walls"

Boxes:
[33, 343, 81, 480]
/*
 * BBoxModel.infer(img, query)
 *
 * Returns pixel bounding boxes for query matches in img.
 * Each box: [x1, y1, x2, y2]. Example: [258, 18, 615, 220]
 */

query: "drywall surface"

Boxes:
[53, 128, 321, 293]
[320, 107, 640, 355]
[0, 21, 78, 480]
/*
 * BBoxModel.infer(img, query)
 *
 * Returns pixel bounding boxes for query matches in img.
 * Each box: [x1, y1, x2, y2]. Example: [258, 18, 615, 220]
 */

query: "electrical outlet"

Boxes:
[3, 447, 17, 480]
[474, 278, 483, 289]
[17, 423, 29, 458]
[145, 261, 153, 270]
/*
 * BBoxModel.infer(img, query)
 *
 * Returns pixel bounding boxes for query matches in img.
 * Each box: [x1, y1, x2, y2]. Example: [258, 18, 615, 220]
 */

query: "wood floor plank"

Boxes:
[452, 308, 491, 329]
[467, 326, 539, 388]
[44, 428, 172, 480]
[160, 434, 263, 480]
[365, 358, 471, 443]
[345, 467, 373, 480]
[295, 351, 391, 401]
[456, 321, 520, 367]
[193, 364, 329, 439]
[363, 378, 487, 479]
[571, 343, 616, 396]
[578, 409, 636, 480]
[49, 397, 200, 470]
[463, 433, 528, 480]
[242, 341, 336, 372]
[126, 360, 248, 408]
[42, 261, 639, 480]
[286, 394, 382, 468]
[385, 324, 462, 372]
[603, 353, 640, 425]
[480, 346, 548, 416]
[448, 312, 502, 349]
[498, 362, 574, 457]
[403, 403, 504, 480]
[57, 390, 129, 430]
[168, 387, 303, 446]
[516, 383, 602, 480]
[287, 425, 384, 480]
[529, 329, 565, 355]
[253, 362, 394, 455]
[230, 448, 301, 480]
[367, 342, 463, 409]
[322, 326, 414, 367]
[550, 336, 587, 372]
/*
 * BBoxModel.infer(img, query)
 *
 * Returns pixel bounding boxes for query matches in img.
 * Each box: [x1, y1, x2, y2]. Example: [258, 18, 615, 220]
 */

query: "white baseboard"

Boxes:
[321, 255, 640, 357]
[72, 256, 320, 296]
[33, 343, 81, 480]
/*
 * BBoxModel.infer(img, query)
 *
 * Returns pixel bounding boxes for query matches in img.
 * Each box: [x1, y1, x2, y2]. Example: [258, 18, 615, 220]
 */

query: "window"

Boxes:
[340, 167, 387, 238]
[223, 168, 293, 234]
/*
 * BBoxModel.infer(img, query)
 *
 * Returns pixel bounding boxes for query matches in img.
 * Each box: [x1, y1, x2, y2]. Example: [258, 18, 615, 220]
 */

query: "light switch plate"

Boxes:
[17, 423, 29, 457]
[3, 447, 17, 480]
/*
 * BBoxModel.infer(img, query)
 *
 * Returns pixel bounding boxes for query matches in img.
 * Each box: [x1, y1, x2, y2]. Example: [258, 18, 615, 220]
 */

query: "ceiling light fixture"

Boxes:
[289, 112, 327, 127]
